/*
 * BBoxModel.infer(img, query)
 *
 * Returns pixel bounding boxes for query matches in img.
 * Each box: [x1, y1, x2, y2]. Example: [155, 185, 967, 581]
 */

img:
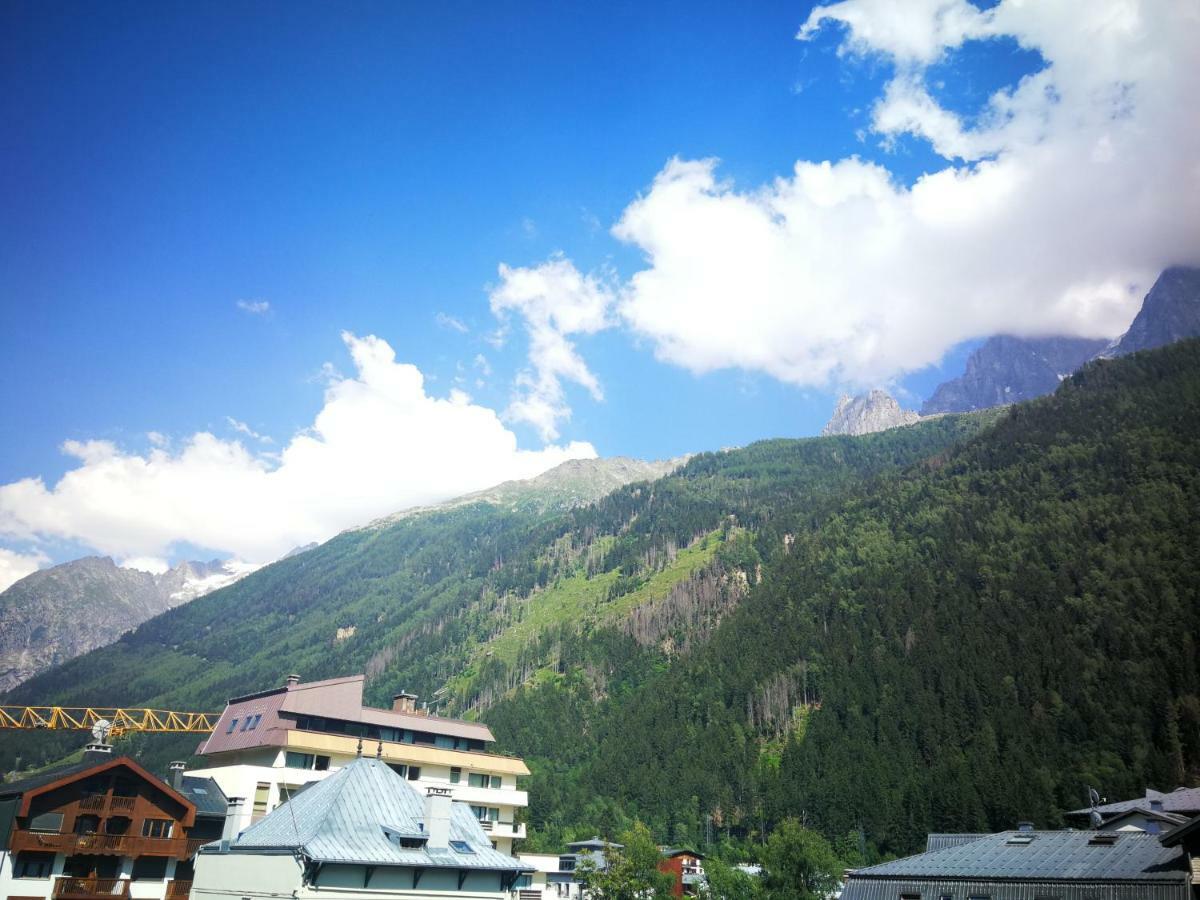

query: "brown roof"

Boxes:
[198, 674, 493, 757]
[1, 755, 196, 825]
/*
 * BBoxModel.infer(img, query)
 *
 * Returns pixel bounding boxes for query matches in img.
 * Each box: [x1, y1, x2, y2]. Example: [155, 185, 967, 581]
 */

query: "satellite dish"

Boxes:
[1089, 787, 1101, 808]
[1090, 810, 1103, 829]
[91, 719, 112, 744]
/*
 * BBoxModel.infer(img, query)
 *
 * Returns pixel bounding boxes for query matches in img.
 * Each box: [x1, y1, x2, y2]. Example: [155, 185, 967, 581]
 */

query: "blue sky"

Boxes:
[2, 1, 1195, 578]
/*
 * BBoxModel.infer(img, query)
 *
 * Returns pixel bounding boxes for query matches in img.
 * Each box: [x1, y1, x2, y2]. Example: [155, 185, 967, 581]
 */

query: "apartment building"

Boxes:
[187, 674, 529, 854]
[0, 748, 226, 900]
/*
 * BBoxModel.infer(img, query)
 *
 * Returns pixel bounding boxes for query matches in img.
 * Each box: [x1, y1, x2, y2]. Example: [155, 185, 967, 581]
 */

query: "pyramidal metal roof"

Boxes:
[214, 757, 528, 872]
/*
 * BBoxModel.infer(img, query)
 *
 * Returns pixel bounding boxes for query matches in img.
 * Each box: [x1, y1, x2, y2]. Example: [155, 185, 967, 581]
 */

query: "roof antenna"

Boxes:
[356, 738, 363, 758]
[376, 740, 383, 760]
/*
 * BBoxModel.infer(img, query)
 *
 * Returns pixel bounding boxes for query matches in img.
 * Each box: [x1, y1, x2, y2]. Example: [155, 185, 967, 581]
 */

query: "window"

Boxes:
[247, 713, 263, 731]
[407, 766, 421, 781]
[252, 782, 271, 820]
[387, 763, 408, 778]
[74, 814, 100, 835]
[450, 767, 461, 784]
[1145, 821, 1161, 834]
[13, 851, 55, 878]
[470, 805, 499, 822]
[449, 840, 474, 854]
[468, 772, 499, 789]
[28, 812, 63, 833]
[286, 751, 315, 769]
[105, 816, 131, 835]
[142, 818, 174, 839]
[315, 755, 330, 771]
[225, 717, 239, 734]
[131, 856, 168, 881]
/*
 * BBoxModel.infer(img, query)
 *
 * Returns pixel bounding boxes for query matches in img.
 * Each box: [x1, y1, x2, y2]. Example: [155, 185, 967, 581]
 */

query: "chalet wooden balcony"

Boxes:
[75, 794, 138, 814]
[52, 876, 132, 898]
[11, 829, 199, 858]
[166, 880, 193, 899]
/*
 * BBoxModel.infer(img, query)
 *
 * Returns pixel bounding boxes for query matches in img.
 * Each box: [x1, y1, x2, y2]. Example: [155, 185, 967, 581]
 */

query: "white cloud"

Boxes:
[0, 548, 49, 592]
[0, 333, 595, 565]
[489, 257, 615, 440]
[236, 299, 271, 315]
[226, 417, 274, 445]
[435, 312, 469, 333]
[120, 556, 170, 575]
[511, 0, 1200, 392]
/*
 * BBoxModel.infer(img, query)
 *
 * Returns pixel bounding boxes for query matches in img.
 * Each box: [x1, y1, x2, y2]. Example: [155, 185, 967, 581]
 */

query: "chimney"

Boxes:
[392, 691, 417, 714]
[285, 673, 301, 690]
[83, 742, 113, 761]
[1017, 821, 1034, 832]
[423, 787, 453, 849]
[169, 761, 186, 790]
[220, 797, 244, 849]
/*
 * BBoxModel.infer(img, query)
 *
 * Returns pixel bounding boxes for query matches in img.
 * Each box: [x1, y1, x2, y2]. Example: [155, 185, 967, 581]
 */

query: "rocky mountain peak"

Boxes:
[822, 389, 921, 437]
[1110, 265, 1200, 356]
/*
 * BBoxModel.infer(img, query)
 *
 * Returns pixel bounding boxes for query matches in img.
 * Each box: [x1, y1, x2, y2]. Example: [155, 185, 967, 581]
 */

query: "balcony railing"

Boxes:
[52, 876, 131, 898]
[12, 829, 197, 858]
[78, 794, 107, 811]
[166, 880, 193, 899]
[110, 795, 136, 812]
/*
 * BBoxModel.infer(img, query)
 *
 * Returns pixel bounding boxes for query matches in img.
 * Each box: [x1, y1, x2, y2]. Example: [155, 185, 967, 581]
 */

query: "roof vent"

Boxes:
[1017, 821, 1035, 832]
[285, 674, 301, 689]
[1150, 799, 1163, 811]
[1089, 833, 1119, 845]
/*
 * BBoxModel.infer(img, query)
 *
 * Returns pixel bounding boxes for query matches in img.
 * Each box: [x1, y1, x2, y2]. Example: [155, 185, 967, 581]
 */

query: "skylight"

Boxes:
[450, 840, 474, 854]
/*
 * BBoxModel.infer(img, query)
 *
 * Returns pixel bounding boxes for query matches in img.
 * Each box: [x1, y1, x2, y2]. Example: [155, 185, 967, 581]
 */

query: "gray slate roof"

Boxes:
[851, 830, 1188, 882]
[1068, 785, 1200, 818]
[925, 832, 989, 852]
[212, 756, 528, 872]
[178, 775, 228, 818]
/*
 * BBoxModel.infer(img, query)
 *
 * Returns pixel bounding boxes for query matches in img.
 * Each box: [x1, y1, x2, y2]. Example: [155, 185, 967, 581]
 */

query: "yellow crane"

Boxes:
[0, 706, 218, 738]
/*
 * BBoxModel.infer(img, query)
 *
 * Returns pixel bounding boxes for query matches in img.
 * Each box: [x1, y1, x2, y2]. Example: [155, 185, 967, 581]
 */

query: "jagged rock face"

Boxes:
[920, 335, 1107, 415]
[822, 390, 921, 437]
[922, 266, 1200, 415]
[1111, 265, 1200, 356]
[0, 556, 253, 693]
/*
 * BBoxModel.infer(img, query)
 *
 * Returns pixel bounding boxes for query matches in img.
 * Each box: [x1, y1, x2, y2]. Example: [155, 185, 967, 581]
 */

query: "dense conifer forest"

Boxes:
[4, 340, 1198, 861]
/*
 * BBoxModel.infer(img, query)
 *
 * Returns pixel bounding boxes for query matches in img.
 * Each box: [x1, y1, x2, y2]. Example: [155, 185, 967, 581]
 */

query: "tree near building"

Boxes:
[575, 821, 677, 899]
[761, 819, 842, 899]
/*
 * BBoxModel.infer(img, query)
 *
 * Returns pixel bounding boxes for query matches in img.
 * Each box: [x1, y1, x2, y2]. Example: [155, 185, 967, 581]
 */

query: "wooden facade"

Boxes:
[1, 754, 219, 900]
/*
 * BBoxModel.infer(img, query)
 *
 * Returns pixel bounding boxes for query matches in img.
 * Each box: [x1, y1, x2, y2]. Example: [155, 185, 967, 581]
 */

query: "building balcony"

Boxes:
[11, 829, 199, 859]
[449, 784, 528, 808]
[166, 880, 193, 899]
[478, 819, 526, 839]
[51, 876, 132, 899]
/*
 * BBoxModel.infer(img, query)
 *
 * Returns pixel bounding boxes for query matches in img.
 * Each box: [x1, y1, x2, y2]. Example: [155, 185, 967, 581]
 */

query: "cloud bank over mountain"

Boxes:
[0, 333, 594, 578]
[497, 0, 1200, 400]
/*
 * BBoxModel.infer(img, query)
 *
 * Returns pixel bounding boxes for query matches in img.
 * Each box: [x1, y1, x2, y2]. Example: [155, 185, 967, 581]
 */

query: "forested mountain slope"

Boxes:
[5, 342, 1198, 863]
[488, 340, 1200, 856]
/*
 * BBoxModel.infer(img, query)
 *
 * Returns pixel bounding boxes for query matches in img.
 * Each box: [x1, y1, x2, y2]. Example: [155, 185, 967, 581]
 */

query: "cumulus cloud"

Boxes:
[236, 299, 271, 315]
[0, 333, 595, 565]
[0, 548, 49, 592]
[489, 257, 615, 440]
[501, 0, 1200, 395]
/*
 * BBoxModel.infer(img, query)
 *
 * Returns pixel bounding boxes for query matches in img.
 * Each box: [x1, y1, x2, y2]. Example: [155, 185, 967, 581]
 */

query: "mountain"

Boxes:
[4, 341, 1199, 860]
[1109, 265, 1200, 356]
[920, 335, 1107, 414]
[0, 557, 255, 692]
[822, 390, 921, 436]
[365, 455, 686, 526]
[922, 265, 1200, 414]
